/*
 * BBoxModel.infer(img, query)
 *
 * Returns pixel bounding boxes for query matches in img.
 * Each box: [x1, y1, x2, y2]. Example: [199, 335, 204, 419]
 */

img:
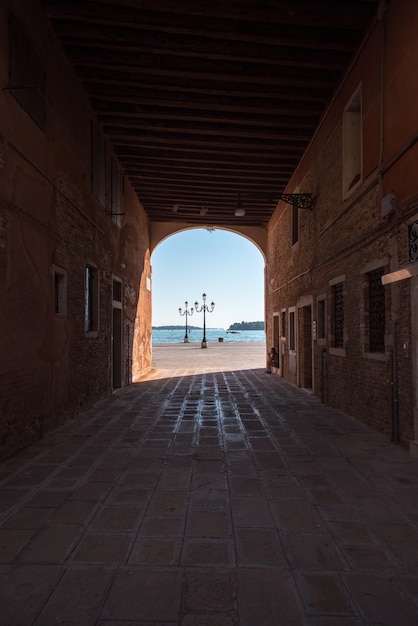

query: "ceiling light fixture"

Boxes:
[234, 193, 245, 217]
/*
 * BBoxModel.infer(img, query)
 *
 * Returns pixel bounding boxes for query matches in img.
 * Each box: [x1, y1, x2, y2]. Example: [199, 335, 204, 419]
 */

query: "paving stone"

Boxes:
[33, 566, 111, 626]
[186, 510, 231, 537]
[285, 531, 349, 570]
[102, 568, 183, 622]
[296, 572, 356, 616]
[19, 524, 82, 562]
[184, 568, 237, 614]
[236, 528, 286, 565]
[344, 572, 418, 625]
[238, 568, 307, 625]
[2, 344, 418, 624]
[0, 563, 62, 626]
[71, 532, 134, 564]
[129, 537, 181, 565]
[182, 538, 235, 566]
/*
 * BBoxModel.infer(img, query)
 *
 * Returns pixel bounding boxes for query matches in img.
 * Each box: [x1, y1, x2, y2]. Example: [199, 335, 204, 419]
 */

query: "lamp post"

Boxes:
[178, 301, 194, 343]
[194, 293, 215, 348]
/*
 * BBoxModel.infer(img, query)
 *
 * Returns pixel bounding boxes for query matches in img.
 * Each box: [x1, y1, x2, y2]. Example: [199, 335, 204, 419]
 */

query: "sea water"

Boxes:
[152, 328, 266, 344]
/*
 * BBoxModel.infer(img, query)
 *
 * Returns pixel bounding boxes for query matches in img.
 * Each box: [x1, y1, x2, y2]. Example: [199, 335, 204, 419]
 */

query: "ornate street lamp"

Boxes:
[194, 293, 215, 348]
[178, 301, 194, 343]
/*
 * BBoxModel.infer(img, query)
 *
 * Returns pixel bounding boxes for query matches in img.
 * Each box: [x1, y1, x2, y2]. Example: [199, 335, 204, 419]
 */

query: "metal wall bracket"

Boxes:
[277, 194, 313, 209]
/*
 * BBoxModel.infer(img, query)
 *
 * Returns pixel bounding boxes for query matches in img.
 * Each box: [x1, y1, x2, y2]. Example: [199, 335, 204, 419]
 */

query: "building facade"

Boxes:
[0, 0, 152, 459]
[265, 0, 418, 453]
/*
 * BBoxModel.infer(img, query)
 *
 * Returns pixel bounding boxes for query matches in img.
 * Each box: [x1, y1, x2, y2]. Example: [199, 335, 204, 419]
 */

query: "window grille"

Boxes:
[368, 268, 385, 352]
[8, 12, 46, 130]
[408, 221, 418, 263]
[333, 283, 344, 348]
[112, 279, 122, 303]
[85, 265, 99, 333]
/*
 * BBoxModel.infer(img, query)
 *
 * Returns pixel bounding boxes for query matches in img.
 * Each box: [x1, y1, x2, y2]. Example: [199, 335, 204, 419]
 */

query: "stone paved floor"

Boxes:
[1, 342, 418, 625]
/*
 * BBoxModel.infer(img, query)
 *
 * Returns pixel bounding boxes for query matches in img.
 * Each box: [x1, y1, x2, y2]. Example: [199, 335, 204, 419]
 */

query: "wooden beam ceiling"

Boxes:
[46, 0, 379, 227]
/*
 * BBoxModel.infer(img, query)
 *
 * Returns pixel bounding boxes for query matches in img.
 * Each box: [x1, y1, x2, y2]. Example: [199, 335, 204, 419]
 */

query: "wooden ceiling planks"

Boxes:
[46, 0, 379, 226]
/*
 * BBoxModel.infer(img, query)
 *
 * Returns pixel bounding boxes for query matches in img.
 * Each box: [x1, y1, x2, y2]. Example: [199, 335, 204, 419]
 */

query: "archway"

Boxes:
[150, 228, 266, 341]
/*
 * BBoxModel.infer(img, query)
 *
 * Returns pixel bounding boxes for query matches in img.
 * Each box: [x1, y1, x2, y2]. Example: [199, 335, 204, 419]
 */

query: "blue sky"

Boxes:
[151, 228, 265, 329]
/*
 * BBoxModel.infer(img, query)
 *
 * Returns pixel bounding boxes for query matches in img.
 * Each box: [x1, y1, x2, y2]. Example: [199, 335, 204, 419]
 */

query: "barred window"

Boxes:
[53, 266, 67, 316]
[368, 268, 385, 352]
[85, 265, 99, 334]
[332, 283, 344, 348]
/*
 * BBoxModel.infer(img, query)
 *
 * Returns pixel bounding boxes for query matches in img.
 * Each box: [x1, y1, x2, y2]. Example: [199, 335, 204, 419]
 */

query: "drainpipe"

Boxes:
[321, 348, 327, 403]
[390, 322, 400, 443]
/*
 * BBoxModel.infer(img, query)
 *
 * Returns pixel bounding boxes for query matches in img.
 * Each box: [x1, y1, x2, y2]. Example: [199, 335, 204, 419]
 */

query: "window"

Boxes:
[332, 283, 344, 348]
[112, 277, 122, 303]
[368, 268, 385, 352]
[343, 86, 362, 195]
[281, 309, 286, 339]
[8, 12, 46, 130]
[111, 157, 122, 227]
[91, 122, 106, 206]
[289, 309, 296, 351]
[291, 205, 299, 246]
[317, 298, 326, 340]
[85, 265, 99, 334]
[53, 266, 67, 316]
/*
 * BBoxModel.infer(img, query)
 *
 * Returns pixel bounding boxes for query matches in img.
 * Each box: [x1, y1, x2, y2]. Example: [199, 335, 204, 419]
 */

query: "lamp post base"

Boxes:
[184, 337, 189, 343]
[201, 340, 207, 348]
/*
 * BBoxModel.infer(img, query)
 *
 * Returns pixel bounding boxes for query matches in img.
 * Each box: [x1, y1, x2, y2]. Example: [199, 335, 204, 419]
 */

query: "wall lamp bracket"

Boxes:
[276, 193, 314, 210]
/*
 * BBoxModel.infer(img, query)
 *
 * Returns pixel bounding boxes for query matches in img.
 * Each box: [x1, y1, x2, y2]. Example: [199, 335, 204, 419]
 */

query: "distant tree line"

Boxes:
[152, 325, 202, 330]
[228, 321, 264, 330]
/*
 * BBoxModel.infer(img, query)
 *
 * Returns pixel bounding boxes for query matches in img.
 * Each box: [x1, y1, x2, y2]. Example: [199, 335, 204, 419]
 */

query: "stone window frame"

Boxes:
[360, 258, 389, 361]
[329, 275, 346, 356]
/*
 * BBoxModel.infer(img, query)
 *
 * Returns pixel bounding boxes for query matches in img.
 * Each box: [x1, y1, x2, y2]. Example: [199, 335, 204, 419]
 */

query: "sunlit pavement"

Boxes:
[1, 342, 418, 625]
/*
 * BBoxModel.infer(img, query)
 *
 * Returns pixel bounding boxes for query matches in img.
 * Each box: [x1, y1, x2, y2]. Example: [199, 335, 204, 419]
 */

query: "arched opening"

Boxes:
[150, 228, 266, 347]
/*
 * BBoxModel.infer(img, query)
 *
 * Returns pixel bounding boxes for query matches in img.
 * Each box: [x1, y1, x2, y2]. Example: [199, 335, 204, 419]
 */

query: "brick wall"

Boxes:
[266, 0, 418, 449]
[0, 0, 152, 459]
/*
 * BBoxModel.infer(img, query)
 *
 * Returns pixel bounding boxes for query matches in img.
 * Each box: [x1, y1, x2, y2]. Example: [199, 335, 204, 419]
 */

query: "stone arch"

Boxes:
[149, 220, 267, 260]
